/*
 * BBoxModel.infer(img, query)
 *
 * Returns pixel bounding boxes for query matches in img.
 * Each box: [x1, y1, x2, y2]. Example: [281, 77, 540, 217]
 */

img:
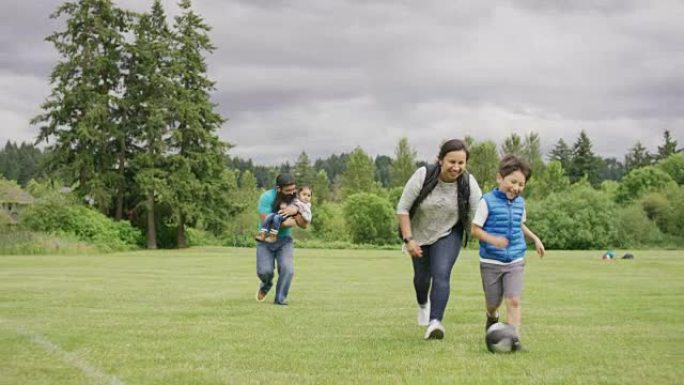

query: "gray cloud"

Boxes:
[1, 0, 682, 165]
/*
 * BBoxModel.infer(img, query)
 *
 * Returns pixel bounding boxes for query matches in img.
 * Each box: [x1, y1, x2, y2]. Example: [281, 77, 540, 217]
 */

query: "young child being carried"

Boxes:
[255, 186, 312, 243]
[470, 155, 545, 352]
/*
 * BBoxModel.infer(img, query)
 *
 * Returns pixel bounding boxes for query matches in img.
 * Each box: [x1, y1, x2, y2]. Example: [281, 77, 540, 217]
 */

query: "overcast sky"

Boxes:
[1, 0, 682, 165]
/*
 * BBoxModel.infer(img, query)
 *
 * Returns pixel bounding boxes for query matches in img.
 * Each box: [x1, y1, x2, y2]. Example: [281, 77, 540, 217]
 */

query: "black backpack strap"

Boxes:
[408, 164, 440, 219]
[457, 171, 471, 247]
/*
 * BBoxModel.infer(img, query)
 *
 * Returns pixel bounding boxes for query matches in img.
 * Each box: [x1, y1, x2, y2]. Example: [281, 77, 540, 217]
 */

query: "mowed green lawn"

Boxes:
[1, 247, 682, 385]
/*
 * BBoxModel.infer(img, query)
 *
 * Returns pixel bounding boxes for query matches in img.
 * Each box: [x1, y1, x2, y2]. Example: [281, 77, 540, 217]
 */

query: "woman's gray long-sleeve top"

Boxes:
[396, 167, 482, 246]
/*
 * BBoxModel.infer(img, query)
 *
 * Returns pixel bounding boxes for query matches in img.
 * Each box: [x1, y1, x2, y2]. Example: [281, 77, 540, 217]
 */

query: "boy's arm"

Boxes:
[471, 224, 508, 249]
[522, 224, 545, 257]
[469, 198, 508, 249]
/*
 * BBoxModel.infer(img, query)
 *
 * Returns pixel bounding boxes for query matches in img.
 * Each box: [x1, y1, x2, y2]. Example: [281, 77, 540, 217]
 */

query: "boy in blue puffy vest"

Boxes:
[471, 155, 545, 351]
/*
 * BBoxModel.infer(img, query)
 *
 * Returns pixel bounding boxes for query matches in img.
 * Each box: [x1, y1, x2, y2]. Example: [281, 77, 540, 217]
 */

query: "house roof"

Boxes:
[0, 183, 35, 204]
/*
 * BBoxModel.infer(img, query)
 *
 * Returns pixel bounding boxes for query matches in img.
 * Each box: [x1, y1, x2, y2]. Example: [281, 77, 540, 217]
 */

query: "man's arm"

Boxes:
[280, 214, 308, 229]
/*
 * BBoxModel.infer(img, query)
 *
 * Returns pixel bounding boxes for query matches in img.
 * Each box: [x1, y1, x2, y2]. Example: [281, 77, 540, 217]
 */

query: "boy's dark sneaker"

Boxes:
[254, 232, 266, 242]
[512, 339, 527, 352]
[485, 314, 499, 332]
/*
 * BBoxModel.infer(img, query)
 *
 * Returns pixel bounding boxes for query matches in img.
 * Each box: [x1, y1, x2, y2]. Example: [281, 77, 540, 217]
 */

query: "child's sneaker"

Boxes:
[424, 319, 445, 340]
[254, 232, 266, 242]
[265, 233, 278, 243]
[485, 313, 499, 332]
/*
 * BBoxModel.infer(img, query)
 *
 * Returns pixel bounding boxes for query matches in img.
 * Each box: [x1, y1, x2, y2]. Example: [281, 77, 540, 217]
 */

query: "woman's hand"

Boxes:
[406, 240, 423, 257]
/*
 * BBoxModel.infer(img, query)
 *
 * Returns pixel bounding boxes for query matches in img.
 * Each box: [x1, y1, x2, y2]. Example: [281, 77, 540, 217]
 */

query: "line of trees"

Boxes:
[3, 1, 682, 250]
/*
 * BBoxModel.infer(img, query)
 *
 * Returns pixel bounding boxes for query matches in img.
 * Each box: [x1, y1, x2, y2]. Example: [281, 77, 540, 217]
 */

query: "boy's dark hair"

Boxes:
[298, 185, 312, 193]
[498, 154, 532, 180]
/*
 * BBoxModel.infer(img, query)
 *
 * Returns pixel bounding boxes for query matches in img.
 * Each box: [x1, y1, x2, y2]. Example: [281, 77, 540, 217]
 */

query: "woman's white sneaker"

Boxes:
[424, 319, 445, 340]
[417, 303, 430, 326]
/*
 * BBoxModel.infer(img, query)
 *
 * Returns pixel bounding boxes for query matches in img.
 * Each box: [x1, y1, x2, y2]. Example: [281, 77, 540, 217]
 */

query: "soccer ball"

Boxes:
[485, 322, 520, 353]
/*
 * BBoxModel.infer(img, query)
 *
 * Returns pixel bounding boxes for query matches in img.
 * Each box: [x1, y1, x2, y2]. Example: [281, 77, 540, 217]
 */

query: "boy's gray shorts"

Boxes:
[480, 260, 525, 307]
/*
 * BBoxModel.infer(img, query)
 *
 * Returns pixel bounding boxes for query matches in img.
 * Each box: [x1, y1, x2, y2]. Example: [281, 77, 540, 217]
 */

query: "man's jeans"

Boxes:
[256, 236, 294, 304]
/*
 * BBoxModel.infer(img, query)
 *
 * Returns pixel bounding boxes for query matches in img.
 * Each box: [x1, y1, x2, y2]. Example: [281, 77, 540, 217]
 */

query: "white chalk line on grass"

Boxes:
[1, 318, 127, 385]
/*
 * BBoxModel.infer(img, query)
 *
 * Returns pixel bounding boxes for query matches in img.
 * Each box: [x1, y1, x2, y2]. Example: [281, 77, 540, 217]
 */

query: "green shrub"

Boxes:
[614, 204, 665, 247]
[0, 230, 99, 255]
[21, 194, 142, 250]
[615, 166, 676, 204]
[342, 193, 396, 245]
[310, 202, 350, 242]
[634, 186, 684, 238]
[527, 184, 618, 249]
[186, 227, 221, 247]
[656, 153, 684, 185]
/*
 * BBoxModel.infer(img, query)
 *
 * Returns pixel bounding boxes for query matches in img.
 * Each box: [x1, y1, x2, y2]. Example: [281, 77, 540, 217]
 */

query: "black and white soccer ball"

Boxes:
[485, 322, 520, 353]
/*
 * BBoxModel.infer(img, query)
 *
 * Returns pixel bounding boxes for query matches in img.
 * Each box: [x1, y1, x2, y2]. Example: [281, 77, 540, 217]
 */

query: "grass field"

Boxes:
[1, 247, 682, 385]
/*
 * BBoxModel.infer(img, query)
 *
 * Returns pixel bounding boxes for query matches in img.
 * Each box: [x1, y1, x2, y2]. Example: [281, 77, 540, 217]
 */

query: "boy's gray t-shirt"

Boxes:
[396, 167, 482, 246]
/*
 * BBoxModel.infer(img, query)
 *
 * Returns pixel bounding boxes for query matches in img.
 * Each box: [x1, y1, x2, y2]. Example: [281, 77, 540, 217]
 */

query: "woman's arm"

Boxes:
[398, 213, 422, 257]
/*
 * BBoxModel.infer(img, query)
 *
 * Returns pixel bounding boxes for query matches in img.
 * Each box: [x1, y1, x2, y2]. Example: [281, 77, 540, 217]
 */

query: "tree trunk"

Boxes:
[115, 139, 126, 220]
[176, 213, 187, 248]
[146, 192, 157, 249]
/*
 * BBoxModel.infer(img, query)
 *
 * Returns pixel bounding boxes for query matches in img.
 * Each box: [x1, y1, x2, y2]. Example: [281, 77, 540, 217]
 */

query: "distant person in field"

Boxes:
[397, 139, 483, 340]
[255, 185, 312, 243]
[254, 174, 308, 306]
[471, 154, 545, 351]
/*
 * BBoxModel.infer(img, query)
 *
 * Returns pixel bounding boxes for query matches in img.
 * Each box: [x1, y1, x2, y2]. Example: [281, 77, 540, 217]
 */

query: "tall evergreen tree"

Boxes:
[374, 155, 392, 188]
[624, 141, 653, 173]
[500, 133, 524, 157]
[598, 157, 625, 181]
[165, 0, 229, 247]
[531, 161, 570, 199]
[522, 132, 544, 178]
[656, 130, 678, 160]
[314, 153, 348, 184]
[390, 137, 417, 188]
[468, 140, 499, 192]
[568, 130, 601, 185]
[122, 0, 174, 247]
[0, 142, 44, 186]
[548, 138, 572, 174]
[253, 165, 278, 189]
[294, 151, 315, 187]
[341, 147, 376, 198]
[32, 0, 129, 213]
[311, 169, 331, 204]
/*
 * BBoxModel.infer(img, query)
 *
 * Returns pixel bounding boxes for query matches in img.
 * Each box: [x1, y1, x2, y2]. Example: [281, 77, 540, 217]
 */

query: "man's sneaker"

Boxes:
[424, 319, 445, 340]
[417, 302, 430, 326]
[255, 287, 267, 302]
[485, 313, 499, 332]
[274, 301, 288, 306]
